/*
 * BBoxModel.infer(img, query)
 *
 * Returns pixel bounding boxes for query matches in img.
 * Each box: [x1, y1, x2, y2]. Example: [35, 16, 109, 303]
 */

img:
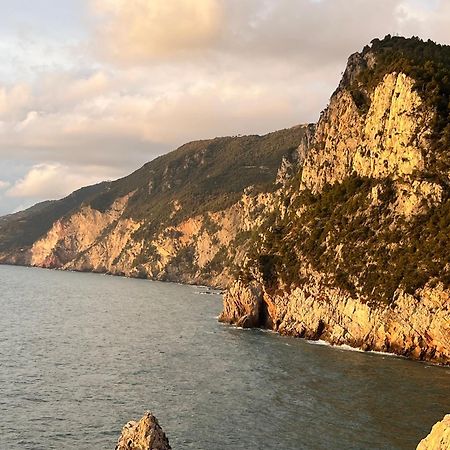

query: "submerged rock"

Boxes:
[417, 415, 450, 450]
[116, 412, 171, 450]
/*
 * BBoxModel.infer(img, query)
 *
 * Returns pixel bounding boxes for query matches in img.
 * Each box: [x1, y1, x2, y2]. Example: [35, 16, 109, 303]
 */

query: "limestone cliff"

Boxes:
[302, 56, 439, 212]
[220, 36, 450, 364]
[116, 412, 171, 450]
[16, 182, 280, 288]
[417, 414, 450, 450]
[220, 278, 449, 363]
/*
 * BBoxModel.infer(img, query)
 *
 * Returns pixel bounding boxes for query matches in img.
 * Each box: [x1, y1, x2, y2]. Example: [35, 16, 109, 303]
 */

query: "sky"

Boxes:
[0, 0, 449, 215]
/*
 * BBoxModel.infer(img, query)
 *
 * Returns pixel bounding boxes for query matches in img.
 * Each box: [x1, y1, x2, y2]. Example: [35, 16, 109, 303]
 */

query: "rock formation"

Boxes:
[0, 126, 309, 288]
[221, 278, 450, 363]
[116, 412, 171, 450]
[220, 37, 450, 365]
[219, 280, 266, 328]
[417, 415, 450, 450]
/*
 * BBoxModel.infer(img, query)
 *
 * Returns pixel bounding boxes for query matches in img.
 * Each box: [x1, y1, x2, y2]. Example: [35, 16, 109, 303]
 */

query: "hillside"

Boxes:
[0, 35, 448, 364]
[0, 182, 109, 255]
[0, 125, 312, 286]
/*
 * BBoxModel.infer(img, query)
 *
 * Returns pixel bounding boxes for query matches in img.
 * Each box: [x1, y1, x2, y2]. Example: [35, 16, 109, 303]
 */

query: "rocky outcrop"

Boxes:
[221, 278, 450, 364]
[16, 163, 285, 288]
[30, 194, 140, 271]
[0, 125, 308, 287]
[219, 280, 266, 328]
[417, 415, 450, 449]
[116, 412, 171, 450]
[302, 71, 433, 195]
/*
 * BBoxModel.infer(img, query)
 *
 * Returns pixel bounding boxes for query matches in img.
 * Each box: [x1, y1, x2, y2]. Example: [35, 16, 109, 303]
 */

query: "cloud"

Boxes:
[0, 84, 32, 121]
[0, 180, 10, 190]
[88, 0, 415, 68]
[6, 163, 119, 200]
[395, 0, 450, 44]
[0, 58, 336, 173]
[2, 0, 450, 215]
[91, 0, 222, 62]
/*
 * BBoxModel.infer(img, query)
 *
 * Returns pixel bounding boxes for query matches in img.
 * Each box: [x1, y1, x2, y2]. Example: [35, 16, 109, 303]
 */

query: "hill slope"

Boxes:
[0, 125, 312, 286]
[0, 36, 448, 364]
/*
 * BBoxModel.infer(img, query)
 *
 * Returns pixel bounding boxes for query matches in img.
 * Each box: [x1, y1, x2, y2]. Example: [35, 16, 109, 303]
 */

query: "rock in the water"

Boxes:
[116, 412, 171, 450]
[417, 415, 450, 449]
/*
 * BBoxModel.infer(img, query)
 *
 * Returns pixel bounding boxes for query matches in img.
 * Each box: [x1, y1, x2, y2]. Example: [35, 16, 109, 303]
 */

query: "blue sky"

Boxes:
[0, 0, 84, 35]
[0, 0, 449, 215]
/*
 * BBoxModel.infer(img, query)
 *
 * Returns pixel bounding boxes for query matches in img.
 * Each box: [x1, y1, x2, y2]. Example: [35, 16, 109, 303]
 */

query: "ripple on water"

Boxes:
[0, 265, 448, 450]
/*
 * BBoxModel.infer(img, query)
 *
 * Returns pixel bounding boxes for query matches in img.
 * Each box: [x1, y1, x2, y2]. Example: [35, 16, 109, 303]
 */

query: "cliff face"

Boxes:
[303, 71, 432, 193]
[8, 180, 284, 288]
[30, 194, 136, 269]
[220, 37, 450, 364]
[0, 126, 309, 288]
[221, 278, 449, 363]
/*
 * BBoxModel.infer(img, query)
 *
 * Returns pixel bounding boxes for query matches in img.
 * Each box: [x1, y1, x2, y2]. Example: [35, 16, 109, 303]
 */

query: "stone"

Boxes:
[219, 280, 264, 328]
[116, 412, 171, 450]
[417, 415, 450, 449]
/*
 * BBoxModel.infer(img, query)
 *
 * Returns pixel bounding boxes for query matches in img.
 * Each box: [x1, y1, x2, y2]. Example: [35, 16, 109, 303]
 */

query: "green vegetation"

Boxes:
[244, 175, 449, 303]
[0, 126, 307, 255]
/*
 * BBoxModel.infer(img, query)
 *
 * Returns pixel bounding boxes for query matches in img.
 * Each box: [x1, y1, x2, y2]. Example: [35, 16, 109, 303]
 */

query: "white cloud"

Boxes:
[0, 180, 10, 190]
[88, 0, 407, 67]
[91, 0, 222, 62]
[0, 58, 337, 173]
[395, 0, 450, 43]
[6, 163, 119, 200]
[0, 84, 32, 121]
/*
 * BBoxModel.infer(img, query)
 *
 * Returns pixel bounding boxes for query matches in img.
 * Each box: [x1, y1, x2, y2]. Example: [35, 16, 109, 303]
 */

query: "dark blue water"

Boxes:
[0, 265, 448, 449]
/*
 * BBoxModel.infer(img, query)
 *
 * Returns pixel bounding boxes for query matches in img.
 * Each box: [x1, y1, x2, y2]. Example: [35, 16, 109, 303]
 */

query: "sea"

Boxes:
[0, 265, 448, 449]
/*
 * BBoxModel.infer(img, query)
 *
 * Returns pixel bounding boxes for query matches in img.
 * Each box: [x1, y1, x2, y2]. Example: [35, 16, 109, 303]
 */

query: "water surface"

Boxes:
[0, 265, 448, 449]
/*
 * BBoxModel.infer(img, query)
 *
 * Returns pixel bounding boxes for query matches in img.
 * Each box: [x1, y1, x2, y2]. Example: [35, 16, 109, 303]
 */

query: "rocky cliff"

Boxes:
[0, 36, 448, 363]
[220, 278, 449, 363]
[0, 126, 311, 288]
[417, 414, 450, 450]
[220, 36, 450, 364]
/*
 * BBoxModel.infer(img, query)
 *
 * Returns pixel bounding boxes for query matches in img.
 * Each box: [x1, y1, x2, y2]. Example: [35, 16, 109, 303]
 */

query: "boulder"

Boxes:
[417, 414, 450, 450]
[116, 412, 171, 450]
